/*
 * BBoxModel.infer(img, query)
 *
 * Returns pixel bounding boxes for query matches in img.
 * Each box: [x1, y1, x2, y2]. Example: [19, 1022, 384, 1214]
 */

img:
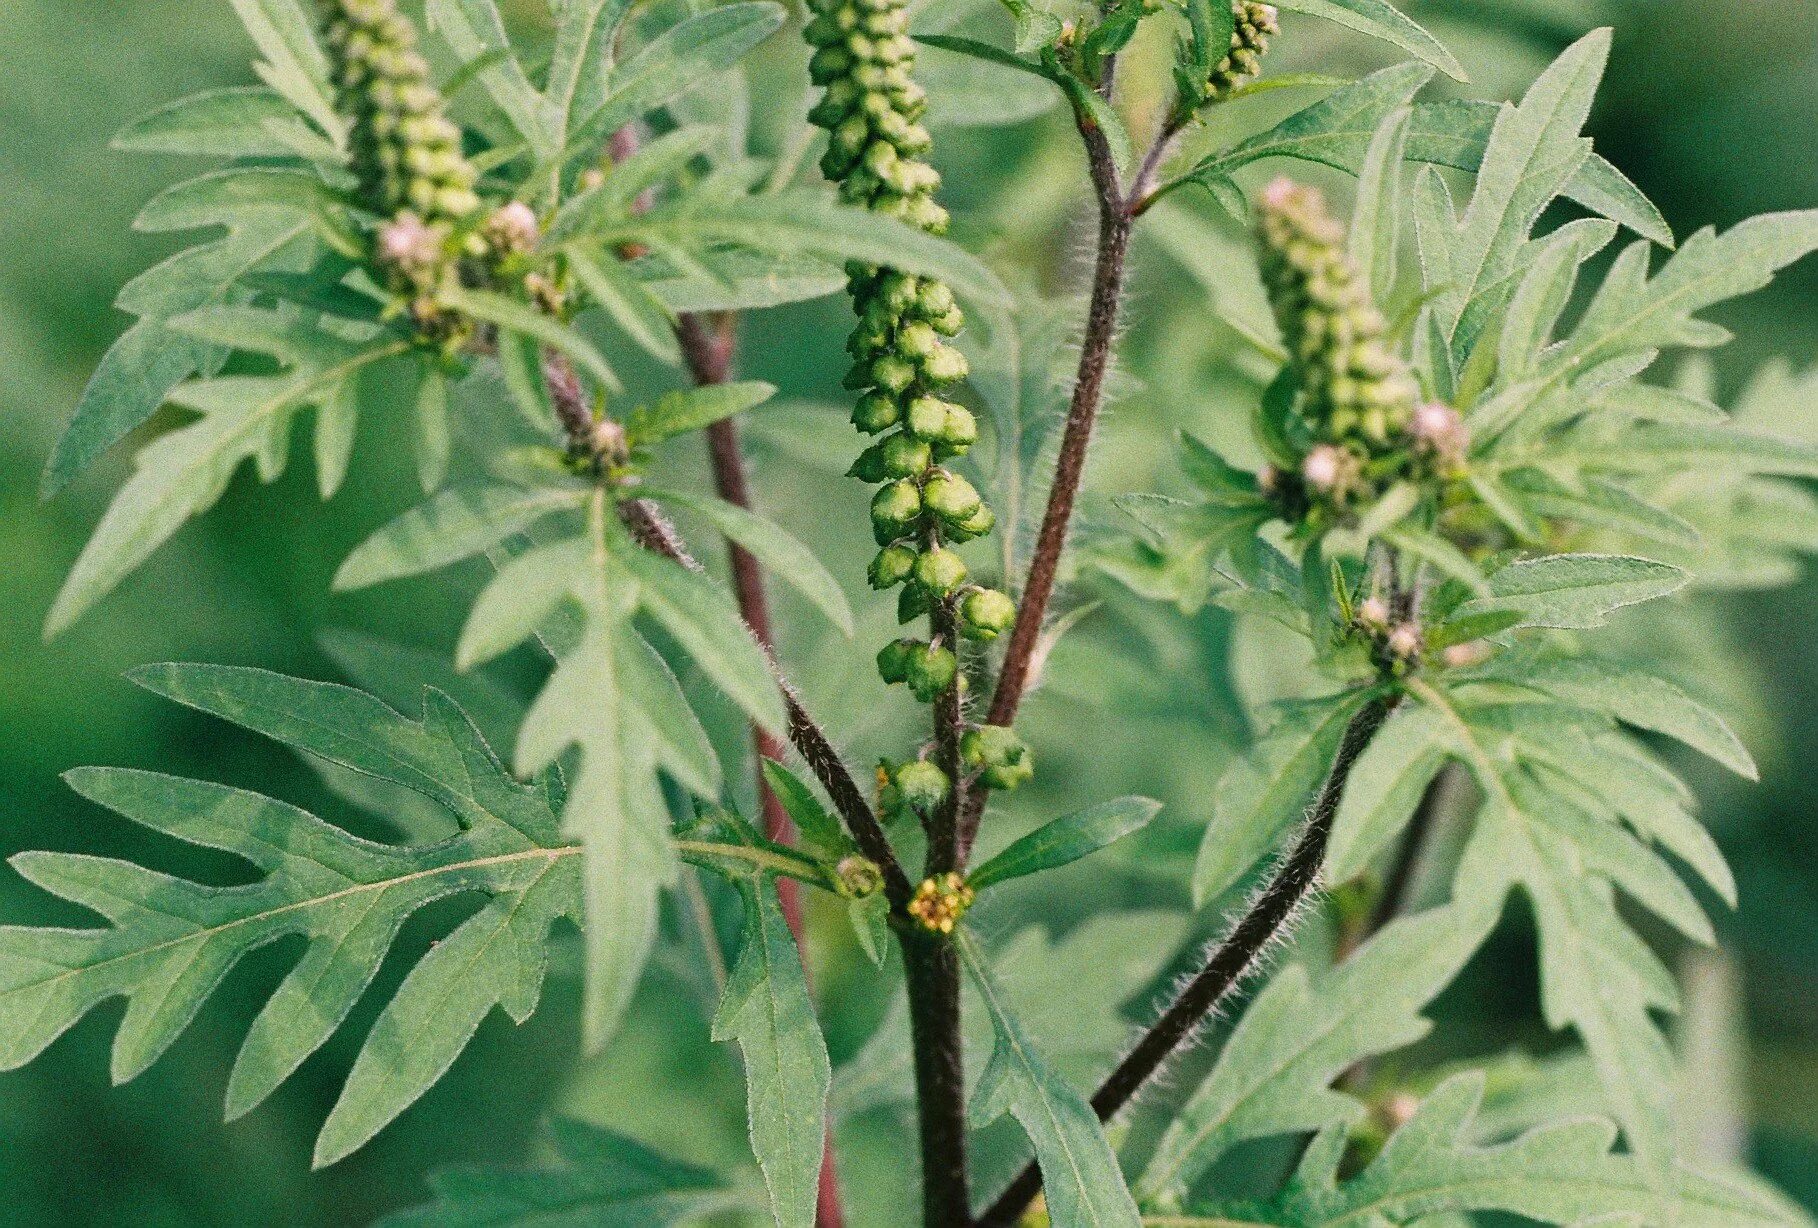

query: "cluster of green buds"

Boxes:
[804, 0, 1017, 694]
[878, 757, 951, 817]
[805, 0, 942, 228]
[1184, 1, 1279, 110]
[1254, 177, 1466, 514]
[960, 724, 1033, 790]
[323, 0, 546, 342]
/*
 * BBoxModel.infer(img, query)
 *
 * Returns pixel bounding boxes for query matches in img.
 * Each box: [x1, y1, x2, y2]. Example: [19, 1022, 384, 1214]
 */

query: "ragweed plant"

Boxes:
[10, 2, 1818, 1227]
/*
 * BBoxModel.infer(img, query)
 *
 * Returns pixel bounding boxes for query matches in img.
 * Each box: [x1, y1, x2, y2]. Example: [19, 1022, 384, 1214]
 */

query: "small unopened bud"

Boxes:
[484, 200, 540, 254]
[908, 871, 975, 934]
[960, 724, 1033, 791]
[869, 545, 917, 590]
[893, 760, 951, 814]
[1356, 596, 1390, 629]
[835, 855, 883, 898]
[378, 212, 440, 271]
[922, 471, 982, 524]
[960, 588, 1016, 641]
[913, 545, 968, 596]
[1387, 623, 1423, 659]
[1411, 400, 1469, 466]
[905, 643, 958, 702]
[1302, 444, 1344, 492]
[589, 418, 626, 461]
[1442, 640, 1491, 669]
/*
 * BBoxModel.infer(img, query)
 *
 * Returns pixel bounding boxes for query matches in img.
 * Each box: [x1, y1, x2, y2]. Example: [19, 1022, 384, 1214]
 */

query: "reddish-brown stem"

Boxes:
[957, 106, 1134, 862]
[978, 695, 1397, 1226]
[674, 310, 845, 1227]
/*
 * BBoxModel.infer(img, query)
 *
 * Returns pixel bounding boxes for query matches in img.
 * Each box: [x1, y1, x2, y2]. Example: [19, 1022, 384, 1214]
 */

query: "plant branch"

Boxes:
[902, 931, 971, 1227]
[615, 493, 914, 911]
[977, 693, 1399, 1226]
[675, 309, 846, 1228]
[958, 89, 1138, 860]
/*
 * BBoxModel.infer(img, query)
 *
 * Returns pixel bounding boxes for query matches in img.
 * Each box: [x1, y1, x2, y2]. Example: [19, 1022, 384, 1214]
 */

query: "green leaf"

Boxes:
[1348, 107, 1413, 303]
[0, 665, 580, 1166]
[113, 87, 300, 158]
[760, 759, 851, 856]
[712, 880, 832, 1228]
[1412, 679, 1691, 1180]
[969, 796, 1161, 891]
[1138, 904, 1492, 1201]
[546, 0, 634, 137]
[383, 1119, 741, 1226]
[515, 560, 676, 1052]
[1517, 658, 1757, 780]
[1195, 688, 1380, 906]
[1453, 553, 1687, 630]
[569, 250, 683, 365]
[1325, 705, 1448, 882]
[1179, 63, 1436, 196]
[637, 250, 846, 313]
[1559, 211, 1818, 382]
[958, 932, 1142, 1228]
[1273, 0, 1465, 82]
[225, 0, 341, 141]
[579, 187, 1009, 308]
[414, 363, 451, 493]
[915, 33, 1055, 83]
[333, 484, 588, 592]
[1421, 32, 1609, 364]
[641, 486, 853, 635]
[43, 169, 334, 497]
[621, 545, 790, 736]
[425, 0, 559, 157]
[440, 287, 623, 395]
[1191, 1073, 1796, 1225]
[562, 3, 787, 168]
[46, 312, 408, 636]
[626, 382, 776, 445]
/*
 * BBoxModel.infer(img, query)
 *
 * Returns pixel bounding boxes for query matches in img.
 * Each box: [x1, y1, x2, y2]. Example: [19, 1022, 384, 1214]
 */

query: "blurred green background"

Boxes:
[2, 0, 1816, 1223]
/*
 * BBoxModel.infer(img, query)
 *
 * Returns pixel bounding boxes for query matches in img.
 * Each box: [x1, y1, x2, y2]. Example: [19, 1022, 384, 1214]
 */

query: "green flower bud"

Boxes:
[960, 724, 1033, 790]
[905, 395, 954, 440]
[960, 587, 1016, 640]
[937, 404, 978, 450]
[835, 855, 884, 898]
[869, 545, 917, 589]
[913, 545, 968, 596]
[892, 759, 950, 813]
[906, 643, 958, 701]
[1256, 177, 1418, 493]
[871, 479, 922, 544]
[847, 441, 889, 483]
[852, 391, 901, 434]
[880, 431, 933, 477]
[1202, 2, 1280, 104]
[944, 501, 996, 542]
[876, 638, 917, 684]
[897, 581, 930, 624]
[923, 471, 982, 524]
[920, 343, 969, 385]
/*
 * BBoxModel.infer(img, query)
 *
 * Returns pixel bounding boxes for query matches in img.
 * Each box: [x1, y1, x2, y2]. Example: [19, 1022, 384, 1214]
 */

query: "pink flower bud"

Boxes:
[1387, 623, 1422, 658]
[1357, 596, 1389, 627]
[487, 200, 540, 253]
[378, 212, 439, 270]
[1442, 641, 1490, 669]
[1302, 444, 1343, 492]
[1411, 401, 1468, 463]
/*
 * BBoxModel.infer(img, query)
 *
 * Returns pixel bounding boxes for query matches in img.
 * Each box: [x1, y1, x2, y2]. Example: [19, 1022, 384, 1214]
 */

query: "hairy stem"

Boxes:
[958, 95, 1136, 861]
[978, 694, 1398, 1226]
[616, 495, 914, 911]
[675, 310, 847, 1228]
[903, 930, 972, 1227]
